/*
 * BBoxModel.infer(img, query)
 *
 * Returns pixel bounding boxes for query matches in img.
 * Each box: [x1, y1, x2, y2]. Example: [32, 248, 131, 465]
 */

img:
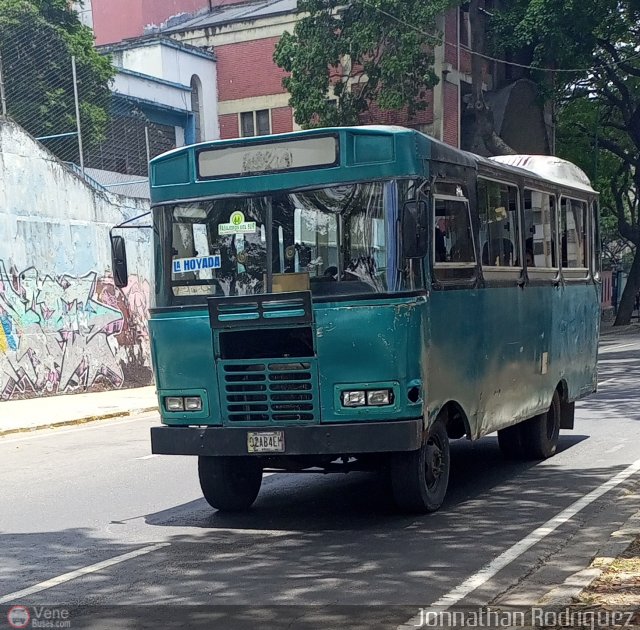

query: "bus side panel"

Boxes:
[551, 282, 599, 402]
[426, 289, 483, 434]
[149, 310, 222, 426]
[315, 299, 425, 423]
[474, 284, 551, 438]
[427, 281, 599, 441]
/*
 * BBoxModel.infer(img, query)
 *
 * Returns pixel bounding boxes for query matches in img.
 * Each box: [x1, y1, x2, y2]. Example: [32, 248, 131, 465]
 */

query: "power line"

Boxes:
[355, 0, 640, 74]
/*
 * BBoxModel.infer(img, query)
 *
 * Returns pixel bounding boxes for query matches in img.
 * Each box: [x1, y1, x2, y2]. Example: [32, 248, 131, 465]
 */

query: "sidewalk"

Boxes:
[0, 386, 158, 436]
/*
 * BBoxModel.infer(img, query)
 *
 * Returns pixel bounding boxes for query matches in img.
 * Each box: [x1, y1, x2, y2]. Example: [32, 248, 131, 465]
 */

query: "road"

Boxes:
[1, 332, 640, 629]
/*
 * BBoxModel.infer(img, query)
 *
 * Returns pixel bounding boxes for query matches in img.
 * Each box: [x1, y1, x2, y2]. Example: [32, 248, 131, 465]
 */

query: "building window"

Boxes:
[190, 75, 203, 143]
[240, 110, 271, 137]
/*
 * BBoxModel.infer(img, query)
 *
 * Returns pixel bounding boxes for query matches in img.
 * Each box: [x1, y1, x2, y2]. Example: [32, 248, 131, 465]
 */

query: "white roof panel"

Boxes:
[489, 155, 595, 193]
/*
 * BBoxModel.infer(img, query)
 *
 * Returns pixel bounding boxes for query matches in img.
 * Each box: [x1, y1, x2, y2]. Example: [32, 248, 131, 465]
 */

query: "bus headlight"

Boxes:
[367, 389, 393, 406]
[184, 396, 203, 411]
[165, 397, 184, 412]
[342, 391, 366, 407]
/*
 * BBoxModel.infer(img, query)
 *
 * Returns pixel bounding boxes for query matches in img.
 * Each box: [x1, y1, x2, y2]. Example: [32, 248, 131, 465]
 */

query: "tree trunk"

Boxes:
[464, 0, 517, 156]
[613, 246, 640, 326]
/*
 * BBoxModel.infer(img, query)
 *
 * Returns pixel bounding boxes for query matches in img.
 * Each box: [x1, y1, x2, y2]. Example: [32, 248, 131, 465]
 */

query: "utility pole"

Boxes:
[71, 56, 85, 173]
[0, 52, 7, 117]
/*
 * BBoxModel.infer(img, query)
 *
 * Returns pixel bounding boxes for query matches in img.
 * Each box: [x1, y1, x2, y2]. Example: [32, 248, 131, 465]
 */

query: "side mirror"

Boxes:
[402, 200, 429, 259]
[110, 234, 129, 288]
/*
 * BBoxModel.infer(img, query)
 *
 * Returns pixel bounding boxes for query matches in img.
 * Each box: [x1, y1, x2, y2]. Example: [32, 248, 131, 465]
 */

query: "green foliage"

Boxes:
[0, 0, 115, 161]
[273, 0, 460, 128]
[494, 1, 640, 310]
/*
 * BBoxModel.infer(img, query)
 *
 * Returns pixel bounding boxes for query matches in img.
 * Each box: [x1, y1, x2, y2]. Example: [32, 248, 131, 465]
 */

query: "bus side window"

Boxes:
[433, 195, 476, 282]
[592, 201, 601, 278]
[478, 179, 520, 268]
[560, 198, 588, 270]
[523, 189, 557, 269]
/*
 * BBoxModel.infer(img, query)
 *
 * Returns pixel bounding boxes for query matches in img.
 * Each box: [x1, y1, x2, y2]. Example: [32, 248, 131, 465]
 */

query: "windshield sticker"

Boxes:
[218, 211, 257, 235]
[173, 255, 221, 274]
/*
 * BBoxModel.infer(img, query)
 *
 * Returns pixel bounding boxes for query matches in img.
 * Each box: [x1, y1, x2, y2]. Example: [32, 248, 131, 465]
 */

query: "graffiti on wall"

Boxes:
[0, 260, 152, 400]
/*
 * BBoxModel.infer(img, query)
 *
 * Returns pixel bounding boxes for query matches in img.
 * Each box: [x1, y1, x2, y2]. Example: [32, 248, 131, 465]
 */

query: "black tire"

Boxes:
[498, 423, 525, 459]
[521, 390, 561, 460]
[390, 419, 450, 514]
[198, 456, 262, 512]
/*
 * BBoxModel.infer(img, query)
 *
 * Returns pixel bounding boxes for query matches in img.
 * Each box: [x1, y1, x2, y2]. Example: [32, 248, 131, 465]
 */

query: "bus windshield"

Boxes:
[164, 180, 419, 301]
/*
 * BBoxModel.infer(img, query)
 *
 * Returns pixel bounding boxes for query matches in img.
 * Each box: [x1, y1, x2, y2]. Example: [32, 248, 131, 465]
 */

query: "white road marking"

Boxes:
[604, 444, 626, 454]
[598, 378, 616, 387]
[0, 415, 157, 446]
[135, 454, 159, 460]
[601, 342, 639, 352]
[398, 456, 640, 629]
[0, 543, 169, 604]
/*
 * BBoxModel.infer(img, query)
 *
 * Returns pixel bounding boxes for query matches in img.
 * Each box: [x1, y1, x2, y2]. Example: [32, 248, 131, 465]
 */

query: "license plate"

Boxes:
[247, 431, 285, 453]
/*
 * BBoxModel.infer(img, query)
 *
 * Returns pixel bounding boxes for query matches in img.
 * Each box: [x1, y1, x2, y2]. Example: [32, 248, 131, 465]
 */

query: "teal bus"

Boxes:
[111, 126, 600, 513]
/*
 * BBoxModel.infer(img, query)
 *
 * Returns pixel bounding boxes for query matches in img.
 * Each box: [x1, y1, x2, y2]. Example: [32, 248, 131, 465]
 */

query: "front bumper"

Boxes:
[151, 419, 423, 457]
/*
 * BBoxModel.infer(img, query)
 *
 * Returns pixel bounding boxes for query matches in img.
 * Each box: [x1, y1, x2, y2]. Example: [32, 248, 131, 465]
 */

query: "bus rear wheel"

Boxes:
[498, 391, 561, 461]
[390, 419, 450, 514]
[497, 424, 525, 459]
[521, 390, 561, 460]
[198, 456, 262, 512]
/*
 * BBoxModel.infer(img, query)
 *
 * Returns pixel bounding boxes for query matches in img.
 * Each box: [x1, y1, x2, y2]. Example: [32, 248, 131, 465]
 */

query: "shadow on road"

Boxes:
[141, 434, 589, 532]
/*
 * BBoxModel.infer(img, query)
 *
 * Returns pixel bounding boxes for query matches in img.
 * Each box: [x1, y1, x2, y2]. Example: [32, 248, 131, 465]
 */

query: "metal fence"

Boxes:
[0, 15, 176, 198]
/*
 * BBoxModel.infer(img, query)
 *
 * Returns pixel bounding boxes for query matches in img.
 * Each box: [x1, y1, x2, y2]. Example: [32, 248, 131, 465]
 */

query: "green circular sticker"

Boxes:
[230, 211, 245, 226]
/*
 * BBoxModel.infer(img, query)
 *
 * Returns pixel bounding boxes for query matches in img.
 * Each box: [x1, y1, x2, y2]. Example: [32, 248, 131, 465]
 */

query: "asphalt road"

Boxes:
[1, 331, 640, 629]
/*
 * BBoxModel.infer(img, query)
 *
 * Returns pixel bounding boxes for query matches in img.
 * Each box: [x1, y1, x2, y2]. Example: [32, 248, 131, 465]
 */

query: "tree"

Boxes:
[273, 0, 459, 128]
[0, 0, 114, 163]
[492, 0, 640, 325]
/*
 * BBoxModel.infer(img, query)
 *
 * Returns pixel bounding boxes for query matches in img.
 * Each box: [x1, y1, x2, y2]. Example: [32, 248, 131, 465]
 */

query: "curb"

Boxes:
[537, 508, 640, 606]
[0, 406, 159, 438]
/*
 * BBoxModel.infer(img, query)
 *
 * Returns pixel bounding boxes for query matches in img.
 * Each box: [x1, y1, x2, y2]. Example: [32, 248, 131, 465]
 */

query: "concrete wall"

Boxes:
[0, 120, 153, 400]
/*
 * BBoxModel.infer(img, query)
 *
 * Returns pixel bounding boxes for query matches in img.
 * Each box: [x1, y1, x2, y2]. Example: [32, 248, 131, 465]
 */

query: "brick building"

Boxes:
[81, 0, 551, 153]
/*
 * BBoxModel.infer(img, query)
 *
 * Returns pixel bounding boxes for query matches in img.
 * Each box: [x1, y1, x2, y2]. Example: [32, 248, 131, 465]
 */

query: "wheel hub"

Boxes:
[425, 440, 444, 488]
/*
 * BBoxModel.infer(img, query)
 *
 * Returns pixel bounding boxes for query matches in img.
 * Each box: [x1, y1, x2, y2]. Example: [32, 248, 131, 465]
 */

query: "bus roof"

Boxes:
[489, 155, 595, 193]
[149, 125, 595, 204]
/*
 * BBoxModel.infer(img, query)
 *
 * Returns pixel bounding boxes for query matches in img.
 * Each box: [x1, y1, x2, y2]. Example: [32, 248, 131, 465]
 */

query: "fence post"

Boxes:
[71, 56, 84, 173]
[0, 52, 7, 117]
[145, 126, 151, 177]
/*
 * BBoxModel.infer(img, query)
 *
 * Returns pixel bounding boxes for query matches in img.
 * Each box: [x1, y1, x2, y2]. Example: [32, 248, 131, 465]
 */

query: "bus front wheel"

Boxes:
[198, 456, 262, 512]
[390, 419, 450, 514]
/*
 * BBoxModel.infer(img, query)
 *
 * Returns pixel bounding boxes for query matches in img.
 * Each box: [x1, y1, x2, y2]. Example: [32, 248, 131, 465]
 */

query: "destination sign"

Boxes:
[173, 255, 221, 274]
[197, 136, 338, 179]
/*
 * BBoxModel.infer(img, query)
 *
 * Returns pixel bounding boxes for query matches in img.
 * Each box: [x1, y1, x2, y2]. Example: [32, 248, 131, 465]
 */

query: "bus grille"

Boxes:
[220, 360, 319, 423]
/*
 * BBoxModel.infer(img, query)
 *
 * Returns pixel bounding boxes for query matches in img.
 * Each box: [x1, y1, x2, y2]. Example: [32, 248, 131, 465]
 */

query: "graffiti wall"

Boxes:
[0, 120, 153, 400]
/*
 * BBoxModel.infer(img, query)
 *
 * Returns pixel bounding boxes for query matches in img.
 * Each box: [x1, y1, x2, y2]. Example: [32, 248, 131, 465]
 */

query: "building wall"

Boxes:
[91, 0, 255, 45]
[174, 12, 299, 139]
[215, 37, 287, 102]
[0, 121, 153, 400]
[92, 0, 212, 45]
[443, 81, 459, 148]
[109, 41, 219, 142]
